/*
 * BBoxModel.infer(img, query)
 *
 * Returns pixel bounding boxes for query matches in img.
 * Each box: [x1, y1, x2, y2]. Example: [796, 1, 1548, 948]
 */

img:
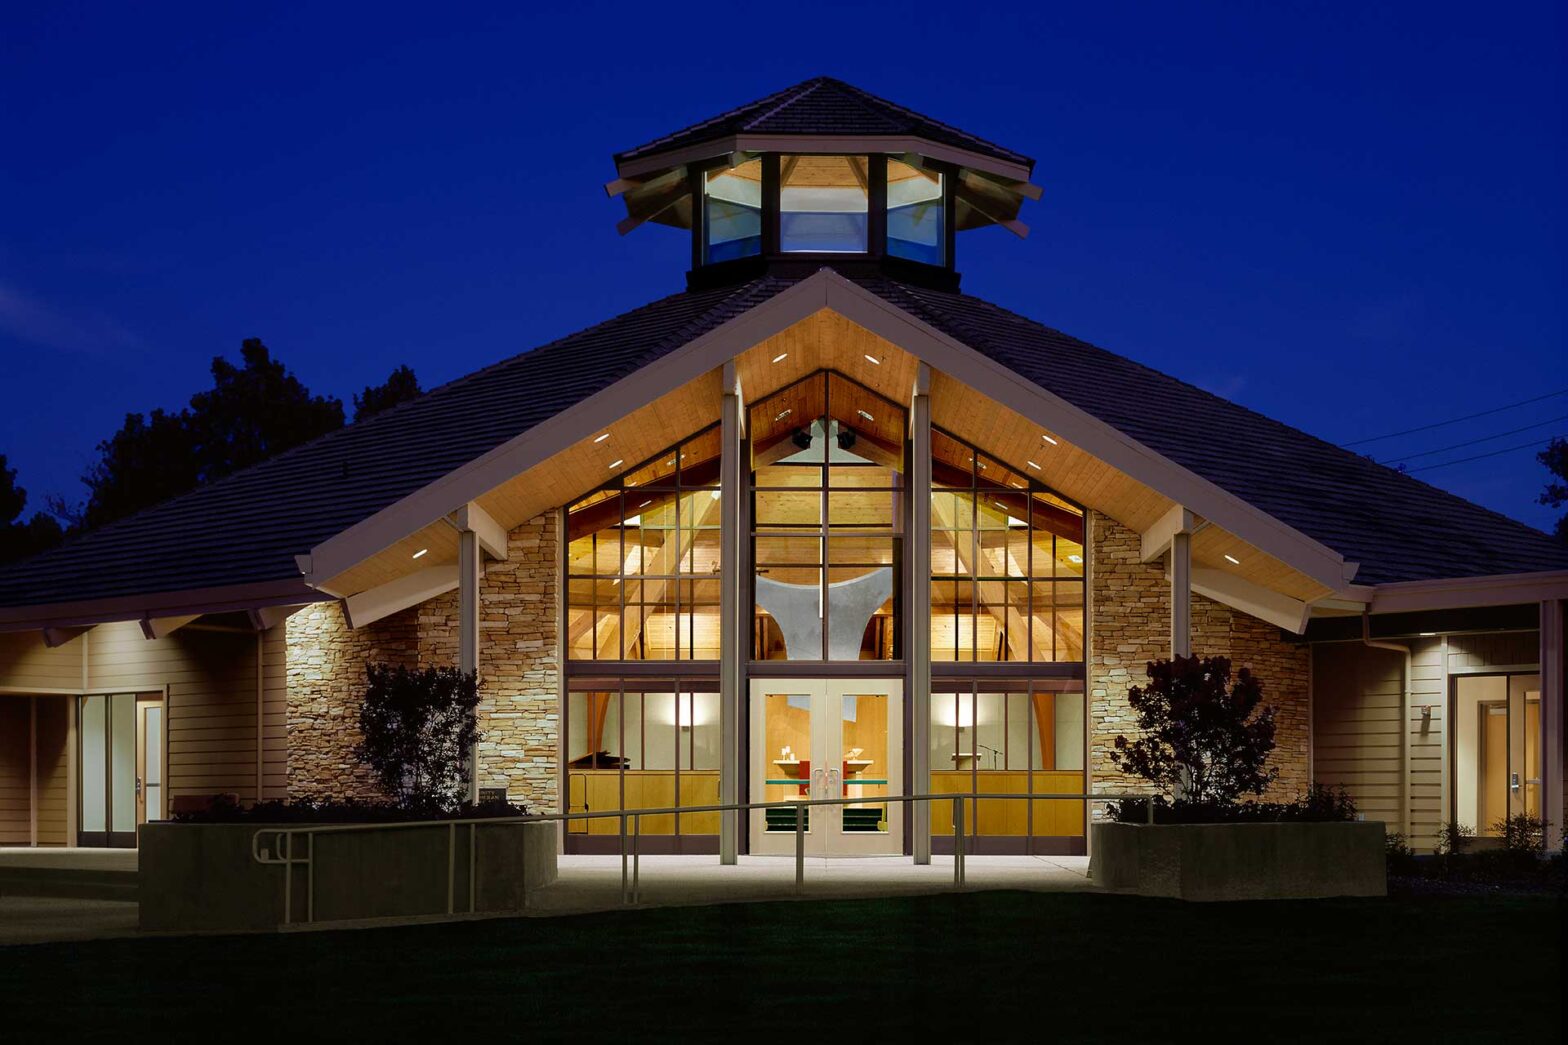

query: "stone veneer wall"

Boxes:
[287, 513, 560, 811]
[1089, 513, 1310, 808]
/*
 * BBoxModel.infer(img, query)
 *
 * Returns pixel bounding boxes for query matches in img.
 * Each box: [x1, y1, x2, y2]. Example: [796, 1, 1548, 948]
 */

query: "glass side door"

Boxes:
[1453, 673, 1542, 837]
[78, 693, 138, 847]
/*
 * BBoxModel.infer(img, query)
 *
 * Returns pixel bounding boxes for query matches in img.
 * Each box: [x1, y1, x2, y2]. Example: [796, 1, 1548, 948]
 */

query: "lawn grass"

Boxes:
[0, 891, 1560, 1041]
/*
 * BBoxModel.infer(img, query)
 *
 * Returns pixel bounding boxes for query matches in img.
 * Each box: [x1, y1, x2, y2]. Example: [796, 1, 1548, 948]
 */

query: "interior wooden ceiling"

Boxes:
[323, 308, 1332, 606]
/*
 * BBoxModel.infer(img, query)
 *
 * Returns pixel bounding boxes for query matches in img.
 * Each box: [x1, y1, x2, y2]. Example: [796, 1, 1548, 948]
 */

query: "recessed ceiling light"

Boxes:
[593, 432, 610, 443]
[411, 548, 428, 560]
[864, 354, 881, 365]
[609, 459, 624, 470]
[1068, 554, 1083, 564]
[857, 409, 874, 421]
[1026, 461, 1041, 470]
[1041, 434, 1058, 446]
[772, 352, 788, 363]
[1224, 554, 1241, 565]
[710, 490, 721, 500]
[775, 408, 792, 421]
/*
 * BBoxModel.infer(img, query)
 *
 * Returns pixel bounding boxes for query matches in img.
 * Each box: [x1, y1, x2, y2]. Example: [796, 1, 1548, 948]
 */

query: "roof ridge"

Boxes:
[615, 77, 822, 162]
[829, 79, 1030, 166]
[888, 280, 1565, 550]
[740, 77, 830, 132]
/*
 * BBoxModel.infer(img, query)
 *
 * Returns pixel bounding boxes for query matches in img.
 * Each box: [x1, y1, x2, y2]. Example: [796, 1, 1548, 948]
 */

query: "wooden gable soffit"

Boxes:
[1140, 505, 1199, 562]
[616, 135, 1035, 185]
[452, 502, 508, 560]
[300, 270, 1355, 599]
[246, 605, 301, 631]
[1367, 570, 1568, 614]
[343, 566, 459, 630]
[140, 614, 199, 640]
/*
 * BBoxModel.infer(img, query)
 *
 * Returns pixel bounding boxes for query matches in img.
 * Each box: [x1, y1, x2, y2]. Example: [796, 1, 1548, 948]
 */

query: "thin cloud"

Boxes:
[0, 282, 144, 356]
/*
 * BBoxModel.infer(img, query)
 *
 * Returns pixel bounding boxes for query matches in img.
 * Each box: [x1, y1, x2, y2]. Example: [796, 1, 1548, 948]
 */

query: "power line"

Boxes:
[1379, 415, 1568, 465]
[1341, 388, 1568, 447]
[1405, 438, 1554, 474]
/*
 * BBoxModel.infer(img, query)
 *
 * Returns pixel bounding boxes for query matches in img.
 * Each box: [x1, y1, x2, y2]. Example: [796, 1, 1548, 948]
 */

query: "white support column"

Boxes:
[1170, 530, 1192, 658]
[909, 364, 933, 865]
[719, 362, 744, 864]
[459, 526, 481, 805]
[1542, 599, 1565, 846]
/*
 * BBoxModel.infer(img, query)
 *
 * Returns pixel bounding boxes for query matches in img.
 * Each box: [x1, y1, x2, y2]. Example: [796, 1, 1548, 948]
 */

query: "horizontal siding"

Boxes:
[0, 698, 29, 844]
[0, 630, 82, 690]
[1313, 643, 1404, 830]
[88, 621, 263, 805]
[1407, 639, 1445, 851]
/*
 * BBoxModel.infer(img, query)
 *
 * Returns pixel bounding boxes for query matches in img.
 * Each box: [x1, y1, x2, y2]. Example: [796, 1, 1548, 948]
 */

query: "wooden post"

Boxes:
[1170, 530, 1191, 658]
[459, 526, 481, 805]
[719, 361, 744, 864]
[909, 364, 933, 865]
[1543, 599, 1565, 846]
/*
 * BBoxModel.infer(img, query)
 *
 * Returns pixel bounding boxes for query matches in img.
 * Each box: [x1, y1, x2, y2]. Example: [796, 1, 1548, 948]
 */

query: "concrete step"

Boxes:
[0, 867, 139, 902]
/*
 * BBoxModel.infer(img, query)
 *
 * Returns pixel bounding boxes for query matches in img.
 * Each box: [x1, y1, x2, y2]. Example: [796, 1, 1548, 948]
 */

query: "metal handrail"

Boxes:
[251, 790, 1156, 926]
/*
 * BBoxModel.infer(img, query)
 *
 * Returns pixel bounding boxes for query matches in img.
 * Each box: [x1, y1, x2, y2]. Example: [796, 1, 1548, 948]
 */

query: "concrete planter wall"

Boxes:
[1089, 821, 1386, 901]
[140, 820, 557, 932]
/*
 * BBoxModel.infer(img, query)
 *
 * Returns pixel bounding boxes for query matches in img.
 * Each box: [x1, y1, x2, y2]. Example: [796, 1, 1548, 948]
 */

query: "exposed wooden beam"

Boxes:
[1190, 567, 1310, 634]
[1140, 505, 1197, 562]
[847, 156, 868, 192]
[453, 502, 508, 560]
[139, 615, 199, 640]
[952, 181, 1029, 238]
[779, 155, 801, 185]
[246, 605, 301, 631]
[343, 567, 458, 629]
[616, 177, 692, 236]
[41, 626, 89, 648]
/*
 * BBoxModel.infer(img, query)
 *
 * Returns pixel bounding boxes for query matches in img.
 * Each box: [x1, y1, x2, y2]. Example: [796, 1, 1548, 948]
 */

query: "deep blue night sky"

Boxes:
[2, 3, 1563, 532]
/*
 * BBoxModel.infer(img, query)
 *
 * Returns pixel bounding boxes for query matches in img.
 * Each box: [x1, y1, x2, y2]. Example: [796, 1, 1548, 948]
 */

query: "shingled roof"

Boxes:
[2, 274, 1563, 615]
[614, 76, 1033, 171]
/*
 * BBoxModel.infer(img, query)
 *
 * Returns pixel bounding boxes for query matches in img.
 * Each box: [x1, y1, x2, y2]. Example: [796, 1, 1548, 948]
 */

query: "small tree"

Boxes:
[1111, 654, 1278, 805]
[354, 664, 480, 808]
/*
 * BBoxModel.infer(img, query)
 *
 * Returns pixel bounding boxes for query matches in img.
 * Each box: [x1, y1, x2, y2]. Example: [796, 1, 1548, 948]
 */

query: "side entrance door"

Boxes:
[78, 693, 164, 847]
[749, 678, 903, 856]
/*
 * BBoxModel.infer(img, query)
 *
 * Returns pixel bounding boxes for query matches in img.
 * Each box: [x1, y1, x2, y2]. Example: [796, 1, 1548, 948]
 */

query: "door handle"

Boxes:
[828, 768, 841, 797]
[1510, 773, 1520, 792]
[811, 768, 825, 798]
[136, 777, 143, 798]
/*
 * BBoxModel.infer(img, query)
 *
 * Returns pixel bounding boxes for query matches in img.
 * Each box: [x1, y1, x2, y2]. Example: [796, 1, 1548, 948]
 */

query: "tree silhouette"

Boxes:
[1538, 436, 1567, 543]
[354, 363, 422, 422]
[0, 455, 64, 564]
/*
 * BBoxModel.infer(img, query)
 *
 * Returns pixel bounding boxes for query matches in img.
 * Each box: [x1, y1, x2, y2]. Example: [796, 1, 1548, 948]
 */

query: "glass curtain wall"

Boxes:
[751, 371, 904, 661]
[930, 680, 1086, 852]
[565, 679, 721, 852]
[567, 427, 723, 662]
[930, 428, 1085, 662]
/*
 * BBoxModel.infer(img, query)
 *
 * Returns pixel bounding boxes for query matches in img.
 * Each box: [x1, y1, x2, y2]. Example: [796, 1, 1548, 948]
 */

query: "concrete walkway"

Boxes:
[527, 853, 1093, 915]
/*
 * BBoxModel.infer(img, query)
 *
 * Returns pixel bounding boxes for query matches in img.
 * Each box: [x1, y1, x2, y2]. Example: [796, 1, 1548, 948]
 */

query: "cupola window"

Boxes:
[886, 159, 945, 266]
[701, 158, 763, 264]
[779, 154, 869, 253]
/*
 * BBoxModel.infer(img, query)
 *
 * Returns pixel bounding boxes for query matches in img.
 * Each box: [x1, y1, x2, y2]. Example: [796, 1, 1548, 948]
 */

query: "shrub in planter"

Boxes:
[1108, 784, 1357, 825]
[1111, 654, 1278, 804]
[171, 796, 529, 824]
[356, 663, 481, 808]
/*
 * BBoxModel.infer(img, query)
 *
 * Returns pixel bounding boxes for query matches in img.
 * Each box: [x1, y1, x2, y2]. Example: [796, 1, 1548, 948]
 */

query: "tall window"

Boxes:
[780, 155, 869, 253]
[567, 428, 722, 661]
[930, 429, 1085, 662]
[752, 371, 903, 660]
[886, 158, 944, 265]
[702, 158, 762, 264]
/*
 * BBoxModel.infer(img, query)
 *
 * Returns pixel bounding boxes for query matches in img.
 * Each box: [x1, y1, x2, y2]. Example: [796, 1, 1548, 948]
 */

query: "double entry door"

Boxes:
[78, 693, 164, 847]
[749, 678, 902, 856]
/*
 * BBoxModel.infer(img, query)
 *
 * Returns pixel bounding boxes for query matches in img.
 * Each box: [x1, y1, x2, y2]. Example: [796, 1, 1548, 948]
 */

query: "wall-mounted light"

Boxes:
[864, 353, 881, 365]
[608, 459, 624, 470]
[772, 352, 788, 363]
[411, 548, 428, 560]
[1041, 434, 1058, 445]
[593, 432, 610, 443]
[1223, 554, 1241, 565]
[1026, 461, 1041, 470]
[857, 409, 874, 421]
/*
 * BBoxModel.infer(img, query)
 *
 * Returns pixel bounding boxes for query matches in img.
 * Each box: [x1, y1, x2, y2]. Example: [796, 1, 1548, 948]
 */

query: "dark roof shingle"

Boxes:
[615, 77, 1032, 170]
